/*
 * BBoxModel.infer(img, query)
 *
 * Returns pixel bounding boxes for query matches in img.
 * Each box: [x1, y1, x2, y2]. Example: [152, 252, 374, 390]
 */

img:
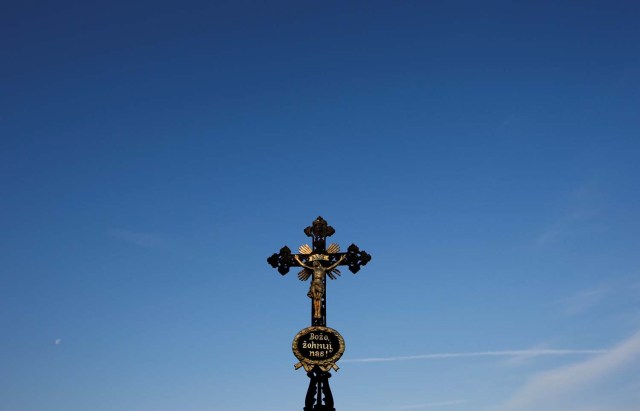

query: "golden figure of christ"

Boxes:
[294, 255, 346, 319]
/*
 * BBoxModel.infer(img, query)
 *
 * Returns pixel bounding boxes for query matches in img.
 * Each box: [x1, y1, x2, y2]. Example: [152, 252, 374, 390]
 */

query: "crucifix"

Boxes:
[267, 216, 372, 411]
[267, 216, 372, 326]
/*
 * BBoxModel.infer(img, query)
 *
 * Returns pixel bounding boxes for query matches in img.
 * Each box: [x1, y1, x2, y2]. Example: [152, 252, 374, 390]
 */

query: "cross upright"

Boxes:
[267, 216, 372, 326]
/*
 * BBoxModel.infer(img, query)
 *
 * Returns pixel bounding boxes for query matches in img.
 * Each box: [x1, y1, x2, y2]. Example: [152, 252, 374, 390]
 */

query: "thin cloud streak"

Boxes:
[557, 286, 610, 316]
[534, 180, 602, 246]
[343, 349, 607, 363]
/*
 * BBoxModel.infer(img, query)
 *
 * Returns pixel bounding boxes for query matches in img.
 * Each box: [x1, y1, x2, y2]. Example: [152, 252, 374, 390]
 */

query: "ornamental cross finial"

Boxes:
[267, 216, 371, 326]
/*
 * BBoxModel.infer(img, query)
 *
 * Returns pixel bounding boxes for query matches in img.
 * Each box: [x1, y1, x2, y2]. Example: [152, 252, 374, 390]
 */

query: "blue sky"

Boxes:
[1, 1, 639, 411]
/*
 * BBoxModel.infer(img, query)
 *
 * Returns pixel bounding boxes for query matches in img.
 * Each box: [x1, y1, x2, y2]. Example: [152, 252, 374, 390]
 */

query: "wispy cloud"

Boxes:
[535, 180, 603, 246]
[343, 349, 606, 363]
[108, 228, 166, 247]
[555, 286, 611, 316]
[554, 274, 640, 320]
[499, 331, 640, 411]
[535, 224, 565, 245]
[504, 344, 555, 366]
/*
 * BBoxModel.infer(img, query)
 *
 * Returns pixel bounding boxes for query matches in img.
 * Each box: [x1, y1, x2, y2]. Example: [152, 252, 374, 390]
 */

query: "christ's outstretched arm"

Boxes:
[327, 255, 345, 271]
[294, 255, 313, 270]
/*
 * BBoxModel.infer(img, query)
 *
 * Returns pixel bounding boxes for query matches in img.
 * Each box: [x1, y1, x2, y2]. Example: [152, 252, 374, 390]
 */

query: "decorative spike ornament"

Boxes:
[327, 243, 340, 254]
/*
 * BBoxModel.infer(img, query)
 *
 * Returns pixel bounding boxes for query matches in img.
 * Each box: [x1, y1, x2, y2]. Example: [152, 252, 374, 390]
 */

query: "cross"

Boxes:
[267, 216, 372, 326]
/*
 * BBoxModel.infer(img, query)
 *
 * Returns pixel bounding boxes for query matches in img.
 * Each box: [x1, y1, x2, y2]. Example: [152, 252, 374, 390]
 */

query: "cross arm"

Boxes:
[268, 244, 371, 276]
[267, 246, 303, 275]
[331, 244, 372, 274]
